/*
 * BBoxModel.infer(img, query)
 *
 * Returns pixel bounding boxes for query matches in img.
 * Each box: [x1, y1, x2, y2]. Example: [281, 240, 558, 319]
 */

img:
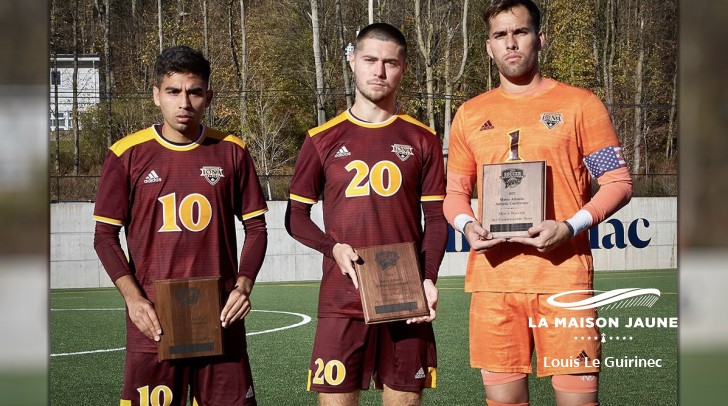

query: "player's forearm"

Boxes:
[114, 274, 146, 304]
[584, 166, 633, 223]
[563, 167, 633, 237]
[233, 275, 254, 295]
[443, 171, 476, 231]
[93, 222, 131, 283]
[237, 215, 268, 282]
[421, 201, 448, 283]
[285, 199, 338, 258]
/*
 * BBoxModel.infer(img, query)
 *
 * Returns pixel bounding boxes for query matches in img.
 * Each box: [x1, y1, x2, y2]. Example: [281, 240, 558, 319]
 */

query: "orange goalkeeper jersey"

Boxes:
[445, 78, 627, 293]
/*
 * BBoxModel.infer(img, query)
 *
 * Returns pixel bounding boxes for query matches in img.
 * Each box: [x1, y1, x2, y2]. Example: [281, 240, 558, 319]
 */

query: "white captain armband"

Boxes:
[454, 214, 477, 234]
[564, 210, 593, 237]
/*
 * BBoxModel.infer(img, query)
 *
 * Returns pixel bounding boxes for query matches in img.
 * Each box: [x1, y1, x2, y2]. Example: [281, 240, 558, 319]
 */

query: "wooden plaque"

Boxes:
[354, 242, 429, 324]
[153, 276, 223, 361]
[480, 161, 546, 238]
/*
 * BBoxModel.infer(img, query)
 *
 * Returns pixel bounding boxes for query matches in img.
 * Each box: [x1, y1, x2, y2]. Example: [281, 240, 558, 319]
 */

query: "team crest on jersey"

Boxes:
[391, 144, 414, 161]
[376, 250, 400, 271]
[541, 113, 564, 130]
[500, 168, 525, 189]
[175, 287, 200, 306]
[200, 166, 224, 185]
[540, 112, 563, 129]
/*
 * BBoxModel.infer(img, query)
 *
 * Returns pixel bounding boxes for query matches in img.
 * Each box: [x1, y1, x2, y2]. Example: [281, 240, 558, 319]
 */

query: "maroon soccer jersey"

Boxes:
[288, 111, 446, 318]
[93, 125, 267, 352]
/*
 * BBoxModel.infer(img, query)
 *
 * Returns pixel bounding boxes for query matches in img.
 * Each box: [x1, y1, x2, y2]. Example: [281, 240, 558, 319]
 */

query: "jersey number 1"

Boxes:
[507, 130, 522, 161]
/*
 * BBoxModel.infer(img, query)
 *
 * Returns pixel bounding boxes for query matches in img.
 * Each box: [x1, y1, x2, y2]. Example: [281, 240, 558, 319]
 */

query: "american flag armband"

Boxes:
[583, 146, 627, 178]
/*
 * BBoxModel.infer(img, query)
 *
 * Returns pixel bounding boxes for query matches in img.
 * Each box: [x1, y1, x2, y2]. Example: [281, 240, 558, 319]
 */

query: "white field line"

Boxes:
[50, 309, 311, 357]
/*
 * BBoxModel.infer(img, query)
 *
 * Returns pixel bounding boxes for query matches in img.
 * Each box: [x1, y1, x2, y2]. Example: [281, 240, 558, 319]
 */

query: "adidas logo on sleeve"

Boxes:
[334, 146, 351, 158]
[143, 170, 162, 184]
[479, 120, 494, 131]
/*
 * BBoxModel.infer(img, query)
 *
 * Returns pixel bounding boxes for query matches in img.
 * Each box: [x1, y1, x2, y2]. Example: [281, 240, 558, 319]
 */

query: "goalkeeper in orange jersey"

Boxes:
[443, 1, 632, 405]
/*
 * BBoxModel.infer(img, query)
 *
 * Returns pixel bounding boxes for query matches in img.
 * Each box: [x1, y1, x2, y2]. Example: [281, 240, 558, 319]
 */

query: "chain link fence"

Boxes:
[50, 173, 675, 202]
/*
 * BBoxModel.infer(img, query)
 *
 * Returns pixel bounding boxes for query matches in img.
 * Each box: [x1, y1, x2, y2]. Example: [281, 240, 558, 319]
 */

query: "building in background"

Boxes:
[49, 54, 100, 131]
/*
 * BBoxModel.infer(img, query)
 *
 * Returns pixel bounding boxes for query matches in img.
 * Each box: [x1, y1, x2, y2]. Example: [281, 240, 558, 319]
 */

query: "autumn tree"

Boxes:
[49, 0, 677, 197]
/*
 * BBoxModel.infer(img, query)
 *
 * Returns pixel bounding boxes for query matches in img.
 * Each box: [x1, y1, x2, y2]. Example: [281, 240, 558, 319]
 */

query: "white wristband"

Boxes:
[564, 210, 593, 236]
[454, 214, 477, 234]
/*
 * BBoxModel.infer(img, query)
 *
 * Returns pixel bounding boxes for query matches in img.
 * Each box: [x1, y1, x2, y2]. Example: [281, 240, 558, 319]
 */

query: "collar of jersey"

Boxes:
[498, 77, 557, 100]
[345, 109, 399, 128]
[153, 124, 206, 151]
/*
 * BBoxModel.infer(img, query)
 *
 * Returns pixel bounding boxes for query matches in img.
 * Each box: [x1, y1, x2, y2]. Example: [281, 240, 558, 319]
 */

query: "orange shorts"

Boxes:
[470, 291, 601, 377]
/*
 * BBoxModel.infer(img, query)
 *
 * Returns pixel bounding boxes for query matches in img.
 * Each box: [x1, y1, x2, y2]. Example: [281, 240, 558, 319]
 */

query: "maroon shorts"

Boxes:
[120, 351, 256, 405]
[306, 317, 437, 393]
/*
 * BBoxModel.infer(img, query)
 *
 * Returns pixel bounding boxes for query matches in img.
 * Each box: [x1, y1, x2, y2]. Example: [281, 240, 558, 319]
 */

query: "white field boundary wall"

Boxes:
[50, 197, 676, 289]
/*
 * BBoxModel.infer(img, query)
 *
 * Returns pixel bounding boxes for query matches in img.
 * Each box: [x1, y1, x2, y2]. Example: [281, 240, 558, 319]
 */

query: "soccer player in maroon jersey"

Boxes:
[285, 23, 448, 405]
[93, 46, 268, 406]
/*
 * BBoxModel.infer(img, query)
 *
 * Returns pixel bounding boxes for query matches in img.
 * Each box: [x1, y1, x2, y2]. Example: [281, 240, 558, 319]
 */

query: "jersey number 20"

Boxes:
[345, 160, 402, 198]
[312, 358, 346, 386]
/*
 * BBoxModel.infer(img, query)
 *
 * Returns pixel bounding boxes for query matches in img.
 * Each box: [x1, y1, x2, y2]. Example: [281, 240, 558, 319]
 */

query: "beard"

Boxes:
[494, 52, 539, 83]
[354, 77, 395, 104]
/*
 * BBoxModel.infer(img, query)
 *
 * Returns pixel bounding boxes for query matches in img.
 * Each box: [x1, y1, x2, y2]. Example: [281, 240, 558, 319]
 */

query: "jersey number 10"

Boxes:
[157, 193, 212, 232]
[136, 385, 173, 406]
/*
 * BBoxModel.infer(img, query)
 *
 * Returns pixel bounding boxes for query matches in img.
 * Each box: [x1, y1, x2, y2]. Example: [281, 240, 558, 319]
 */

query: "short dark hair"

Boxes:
[154, 45, 211, 87]
[483, 0, 542, 35]
[355, 23, 408, 61]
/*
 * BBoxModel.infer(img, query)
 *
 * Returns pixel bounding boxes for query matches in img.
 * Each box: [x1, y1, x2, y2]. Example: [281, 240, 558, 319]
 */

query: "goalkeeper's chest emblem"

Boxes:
[391, 143, 414, 161]
[540, 112, 563, 129]
[200, 166, 224, 185]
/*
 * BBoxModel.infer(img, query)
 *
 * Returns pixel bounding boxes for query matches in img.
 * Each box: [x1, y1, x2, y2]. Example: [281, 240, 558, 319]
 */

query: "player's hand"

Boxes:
[333, 243, 360, 289]
[221, 276, 254, 328]
[126, 295, 162, 342]
[407, 279, 438, 324]
[508, 220, 571, 252]
[463, 221, 506, 253]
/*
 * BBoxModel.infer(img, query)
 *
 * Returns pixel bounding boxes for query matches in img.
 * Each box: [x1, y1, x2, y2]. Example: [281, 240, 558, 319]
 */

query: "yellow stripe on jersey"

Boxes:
[109, 127, 157, 157]
[308, 112, 349, 138]
[425, 367, 437, 388]
[290, 193, 318, 204]
[152, 126, 203, 152]
[120, 400, 131, 406]
[397, 114, 437, 135]
[222, 134, 247, 149]
[421, 195, 445, 202]
[93, 215, 123, 226]
[241, 207, 268, 221]
[346, 110, 399, 129]
[205, 128, 248, 149]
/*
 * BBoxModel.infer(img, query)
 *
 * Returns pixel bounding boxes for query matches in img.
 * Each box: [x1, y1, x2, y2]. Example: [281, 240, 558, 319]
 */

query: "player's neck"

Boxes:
[160, 123, 202, 144]
[499, 71, 544, 95]
[350, 97, 397, 123]
[159, 123, 203, 144]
